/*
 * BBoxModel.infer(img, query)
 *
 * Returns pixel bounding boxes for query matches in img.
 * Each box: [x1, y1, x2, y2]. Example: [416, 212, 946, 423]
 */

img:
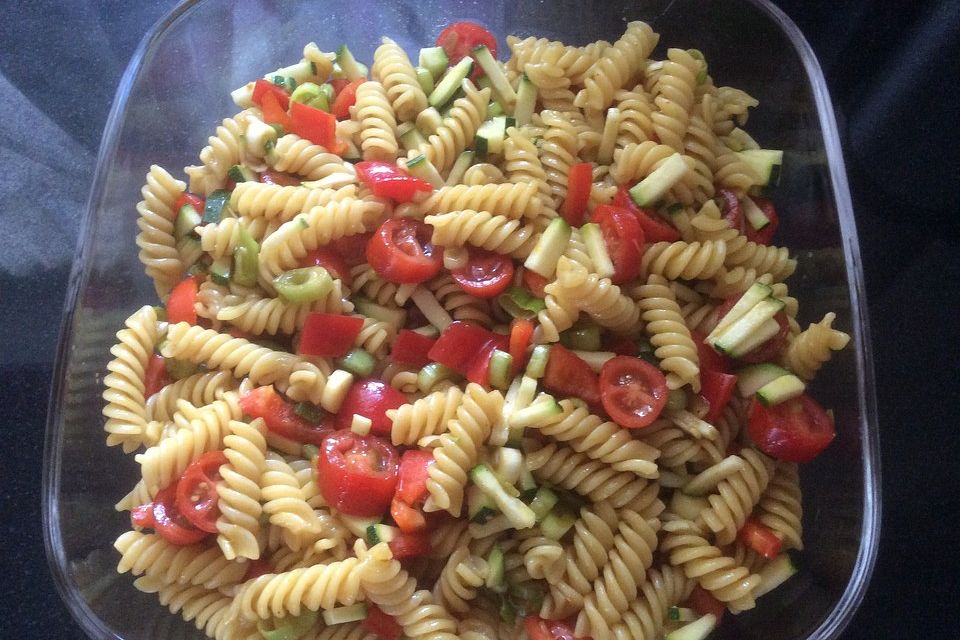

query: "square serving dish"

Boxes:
[44, 0, 880, 638]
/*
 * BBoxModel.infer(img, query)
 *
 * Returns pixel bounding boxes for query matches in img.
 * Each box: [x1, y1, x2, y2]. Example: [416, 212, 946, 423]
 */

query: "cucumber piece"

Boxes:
[470, 464, 536, 529]
[208, 256, 232, 286]
[754, 553, 798, 597]
[228, 164, 258, 183]
[231, 224, 259, 288]
[335, 44, 367, 80]
[668, 607, 697, 623]
[366, 523, 399, 545]
[736, 363, 791, 397]
[257, 610, 317, 640]
[322, 603, 368, 626]
[397, 122, 428, 152]
[485, 544, 506, 592]
[475, 116, 513, 159]
[708, 282, 773, 339]
[528, 486, 559, 522]
[429, 57, 472, 108]
[525, 345, 550, 379]
[350, 413, 372, 435]
[491, 446, 524, 485]
[417, 362, 457, 394]
[580, 223, 615, 279]
[419, 46, 449, 79]
[338, 514, 381, 538]
[665, 613, 718, 640]
[415, 66, 435, 95]
[488, 349, 514, 391]
[524, 217, 572, 278]
[353, 297, 407, 328]
[710, 298, 785, 357]
[270, 74, 297, 94]
[404, 153, 445, 188]
[445, 150, 475, 186]
[175, 203, 201, 241]
[230, 82, 255, 109]
[540, 505, 577, 540]
[487, 100, 505, 117]
[497, 286, 546, 320]
[467, 484, 499, 523]
[270, 59, 316, 84]
[742, 195, 771, 231]
[508, 397, 563, 428]
[294, 402, 323, 425]
[513, 74, 537, 126]
[628, 153, 690, 207]
[301, 443, 320, 460]
[517, 466, 537, 494]
[290, 81, 322, 105]
[756, 373, 806, 406]
[560, 324, 602, 352]
[471, 45, 516, 104]
[202, 189, 231, 224]
[164, 356, 199, 381]
[597, 107, 622, 165]
[336, 348, 376, 378]
[738, 149, 783, 186]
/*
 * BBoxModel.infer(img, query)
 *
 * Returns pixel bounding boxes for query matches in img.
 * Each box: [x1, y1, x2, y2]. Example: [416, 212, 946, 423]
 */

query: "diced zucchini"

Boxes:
[488, 349, 514, 391]
[208, 256, 231, 286]
[524, 217, 572, 278]
[668, 607, 697, 623]
[754, 553, 798, 597]
[728, 317, 782, 358]
[397, 122, 428, 152]
[353, 297, 407, 328]
[270, 74, 297, 94]
[230, 82, 255, 109]
[756, 373, 806, 406]
[338, 514, 381, 538]
[710, 295, 784, 357]
[742, 195, 771, 231]
[404, 154, 445, 188]
[467, 484, 499, 523]
[322, 603, 368, 626]
[445, 150, 475, 186]
[497, 286, 546, 320]
[202, 189, 231, 225]
[231, 224, 259, 288]
[270, 59, 316, 84]
[475, 116, 513, 159]
[708, 282, 773, 339]
[628, 153, 690, 207]
[513, 74, 537, 126]
[335, 44, 367, 80]
[738, 149, 783, 186]
[485, 544, 506, 592]
[418, 362, 457, 394]
[429, 57, 472, 108]
[164, 356, 199, 380]
[366, 523, 399, 545]
[471, 45, 516, 104]
[419, 46, 449, 79]
[491, 447, 524, 485]
[174, 204, 201, 241]
[336, 348, 376, 378]
[301, 443, 320, 460]
[540, 505, 577, 540]
[257, 610, 317, 640]
[508, 396, 563, 429]
[517, 466, 537, 494]
[227, 164, 258, 183]
[295, 402, 323, 425]
[528, 486, 559, 523]
[415, 66, 435, 95]
[665, 613, 717, 640]
[290, 81, 322, 105]
[560, 324, 602, 352]
[736, 363, 791, 397]
[525, 345, 550, 379]
[580, 223, 615, 279]
[469, 464, 536, 529]
[597, 107, 622, 164]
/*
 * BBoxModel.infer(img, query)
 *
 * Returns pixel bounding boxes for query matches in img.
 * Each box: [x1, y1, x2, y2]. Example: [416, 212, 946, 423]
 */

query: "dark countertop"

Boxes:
[2, 1, 958, 638]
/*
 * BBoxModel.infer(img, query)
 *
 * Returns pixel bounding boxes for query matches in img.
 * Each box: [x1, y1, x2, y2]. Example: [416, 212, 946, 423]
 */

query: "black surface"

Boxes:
[1, 1, 958, 638]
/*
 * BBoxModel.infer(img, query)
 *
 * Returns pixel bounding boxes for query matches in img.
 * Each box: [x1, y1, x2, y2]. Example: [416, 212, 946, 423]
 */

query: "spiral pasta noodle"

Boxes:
[503, 126, 555, 212]
[372, 37, 429, 122]
[354, 80, 399, 161]
[413, 80, 489, 172]
[186, 111, 253, 196]
[432, 545, 489, 614]
[782, 312, 850, 380]
[612, 564, 693, 640]
[641, 240, 727, 281]
[260, 451, 325, 540]
[230, 181, 358, 222]
[135, 165, 187, 297]
[650, 48, 700, 152]
[538, 109, 580, 209]
[145, 370, 239, 422]
[614, 86, 656, 148]
[576, 21, 659, 112]
[102, 305, 159, 452]
[550, 257, 640, 333]
[416, 182, 544, 220]
[636, 274, 701, 391]
[114, 531, 249, 590]
[697, 448, 775, 545]
[387, 386, 464, 446]
[427, 273, 494, 326]
[426, 210, 539, 260]
[270, 134, 356, 181]
[215, 418, 268, 560]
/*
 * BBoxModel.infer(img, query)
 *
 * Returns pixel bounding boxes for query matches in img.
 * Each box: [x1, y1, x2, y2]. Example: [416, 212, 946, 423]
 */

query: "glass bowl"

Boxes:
[44, 0, 880, 638]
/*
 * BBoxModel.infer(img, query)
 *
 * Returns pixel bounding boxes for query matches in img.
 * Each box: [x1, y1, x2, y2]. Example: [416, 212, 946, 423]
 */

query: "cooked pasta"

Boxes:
[575, 21, 659, 112]
[230, 182, 358, 222]
[636, 274, 701, 391]
[354, 80, 399, 161]
[135, 165, 187, 297]
[782, 312, 850, 380]
[413, 79, 490, 172]
[425, 210, 540, 259]
[215, 418, 268, 560]
[372, 37, 429, 122]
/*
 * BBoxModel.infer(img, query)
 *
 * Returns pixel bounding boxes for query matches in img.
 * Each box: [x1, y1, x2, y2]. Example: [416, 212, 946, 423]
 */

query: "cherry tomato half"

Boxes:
[318, 432, 399, 517]
[744, 196, 780, 245]
[387, 530, 432, 559]
[362, 605, 403, 640]
[523, 269, 549, 298]
[684, 585, 726, 621]
[335, 378, 408, 435]
[144, 353, 171, 399]
[592, 204, 645, 284]
[367, 218, 442, 284]
[524, 616, 580, 640]
[300, 246, 351, 284]
[395, 449, 435, 507]
[748, 394, 836, 463]
[333, 232, 374, 268]
[175, 451, 228, 533]
[143, 482, 210, 545]
[613, 187, 681, 243]
[239, 386, 333, 446]
[740, 518, 782, 559]
[543, 344, 602, 410]
[436, 21, 497, 80]
[451, 248, 514, 298]
[167, 276, 199, 325]
[599, 356, 669, 429]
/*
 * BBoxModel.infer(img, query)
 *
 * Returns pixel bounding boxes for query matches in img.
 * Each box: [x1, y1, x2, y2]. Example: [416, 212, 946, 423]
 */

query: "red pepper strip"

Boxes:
[559, 162, 593, 226]
[251, 78, 290, 110]
[613, 187, 681, 243]
[740, 518, 783, 559]
[289, 101, 337, 148]
[167, 276, 199, 325]
[355, 161, 433, 203]
[260, 90, 294, 131]
[508, 318, 534, 374]
[390, 330, 437, 368]
[331, 78, 364, 120]
[298, 313, 365, 357]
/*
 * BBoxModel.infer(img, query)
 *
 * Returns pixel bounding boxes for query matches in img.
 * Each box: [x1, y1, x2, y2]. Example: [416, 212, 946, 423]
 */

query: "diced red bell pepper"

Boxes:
[173, 192, 205, 214]
[260, 91, 293, 131]
[331, 78, 364, 120]
[298, 313, 365, 357]
[559, 162, 593, 226]
[362, 605, 403, 640]
[428, 321, 499, 374]
[289, 100, 337, 148]
[355, 161, 433, 203]
[740, 518, 783, 559]
[144, 353, 171, 399]
[543, 344, 602, 409]
[465, 333, 510, 387]
[395, 449, 434, 506]
[391, 497, 427, 533]
[684, 585, 726, 621]
[251, 78, 290, 110]
[701, 369, 738, 423]
[167, 276, 199, 325]
[613, 187, 681, 243]
[388, 530, 432, 559]
[692, 329, 731, 374]
[523, 270, 548, 298]
[509, 318, 534, 374]
[390, 330, 437, 368]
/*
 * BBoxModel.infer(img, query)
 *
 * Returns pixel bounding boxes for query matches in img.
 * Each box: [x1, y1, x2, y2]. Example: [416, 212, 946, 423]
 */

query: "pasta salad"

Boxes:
[104, 19, 851, 640]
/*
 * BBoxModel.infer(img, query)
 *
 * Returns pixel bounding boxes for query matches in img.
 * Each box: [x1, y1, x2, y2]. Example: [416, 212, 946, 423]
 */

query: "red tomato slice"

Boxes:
[744, 196, 780, 245]
[335, 378, 408, 435]
[318, 432, 399, 517]
[524, 616, 582, 640]
[144, 353, 171, 399]
[239, 386, 333, 446]
[605, 337, 638, 356]
[740, 518, 782, 559]
[363, 605, 403, 640]
[390, 330, 436, 368]
[147, 482, 210, 545]
[428, 321, 500, 374]
[718, 189, 743, 230]
[289, 100, 337, 148]
[436, 21, 497, 80]
[356, 161, 433, 203]
[599, 356, 668, 429]
[175, 451, 228, 533]
[298, 313, 365, 358]
[451, 249, 514, 298]
[509, 318, 534, 373]
[261, 90, 294, 131]
[592, 204, 645, 284]
[331, 78, 365, 120]
[332, 232, 373, 267]
[391, 497, 427, 533]
[748, 394, 836, 463]
[167, 277, 199, 325]
[684, 585, 726, 621]
[251, 78, 290, 110]
[714, 296, 790, 363]
[543, 344, 602, 409]
[691, 329, 731, 374]
[259, 169, 301, 187]
[388, 530, 432, 559]
[523, 269, 548, 298]
[700, 369, 738, 423]
[613, 187, 681, 243]
[396, 449, 435, 506]
[300, 247, 351, 284]
[173, 192, 205, 215]
[560, 163, 593, 226]
[368, 218, 443, 284]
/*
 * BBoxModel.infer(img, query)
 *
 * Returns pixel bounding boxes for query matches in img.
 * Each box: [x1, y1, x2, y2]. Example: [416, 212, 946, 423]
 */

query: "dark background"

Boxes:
[1, 0, 957, 638]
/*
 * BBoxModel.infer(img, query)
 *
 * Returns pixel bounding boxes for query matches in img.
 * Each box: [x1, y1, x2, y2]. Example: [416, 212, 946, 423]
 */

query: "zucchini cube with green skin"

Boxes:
[429, 57, 473, 108]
